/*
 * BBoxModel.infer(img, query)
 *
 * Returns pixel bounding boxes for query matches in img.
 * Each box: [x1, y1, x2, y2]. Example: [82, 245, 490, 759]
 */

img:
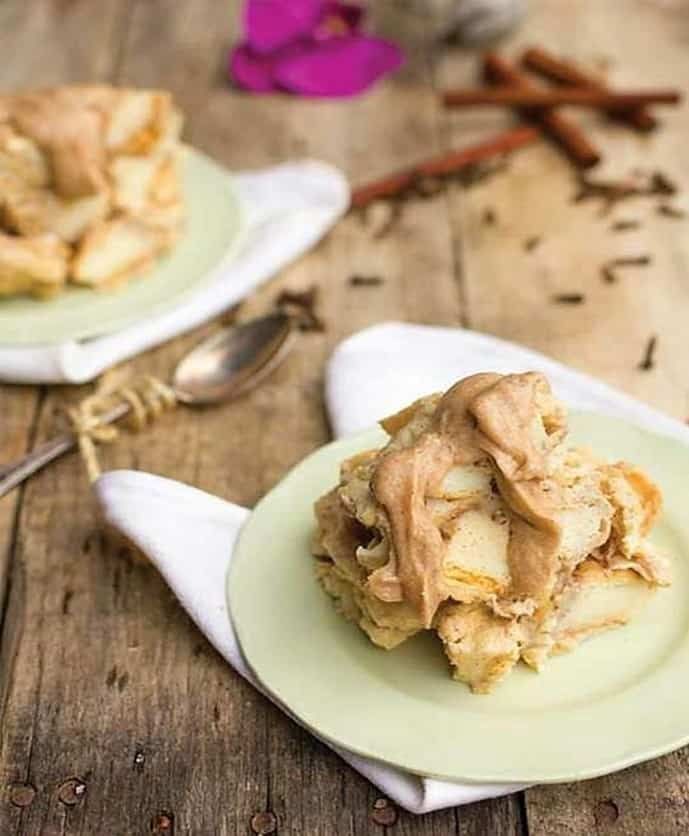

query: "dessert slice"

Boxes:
[436, 602, 525, 694]
[2, 180, 109, 243]
[6, 88, 108, 198]
[436, 559, 657, 693]
[552, 559, 655, 654]
[109, 149, 183, 214]
[313, 372, 669, 694]
[0, 231, 69, 297]
[108, 151, 185, 248]
[313, 486, 425, 650]
[71, 217, 165, 288]
[0, 123, 50, 187]
[109, 155, 166, 214]
[105, 90, 179, 156]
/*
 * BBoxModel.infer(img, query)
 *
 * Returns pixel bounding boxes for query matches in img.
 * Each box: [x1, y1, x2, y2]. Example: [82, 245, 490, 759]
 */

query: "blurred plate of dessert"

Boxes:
[0, 86, 244, 345]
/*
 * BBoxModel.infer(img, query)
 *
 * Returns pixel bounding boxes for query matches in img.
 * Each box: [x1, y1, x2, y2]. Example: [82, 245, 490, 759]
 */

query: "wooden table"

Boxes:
[1, 1, 688, 833]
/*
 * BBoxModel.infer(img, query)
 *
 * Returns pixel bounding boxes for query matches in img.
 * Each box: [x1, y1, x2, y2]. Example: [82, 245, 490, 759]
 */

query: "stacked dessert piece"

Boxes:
[0, 86, 184, 298]
[313, 372, 669, 693]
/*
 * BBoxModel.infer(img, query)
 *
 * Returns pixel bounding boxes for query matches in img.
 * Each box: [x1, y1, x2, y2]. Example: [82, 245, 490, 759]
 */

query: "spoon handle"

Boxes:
[0, 401, 131, 499]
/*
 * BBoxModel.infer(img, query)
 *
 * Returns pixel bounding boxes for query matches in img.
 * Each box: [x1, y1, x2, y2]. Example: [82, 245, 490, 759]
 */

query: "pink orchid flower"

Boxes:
[229, 0, 404, 97]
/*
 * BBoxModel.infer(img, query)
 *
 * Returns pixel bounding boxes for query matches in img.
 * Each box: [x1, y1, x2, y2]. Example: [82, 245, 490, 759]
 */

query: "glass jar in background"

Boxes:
[396, 0, 527, 45]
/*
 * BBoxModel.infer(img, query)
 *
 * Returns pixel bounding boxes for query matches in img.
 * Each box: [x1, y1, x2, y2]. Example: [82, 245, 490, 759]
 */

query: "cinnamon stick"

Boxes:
[522, 47, 657, 132]
[442, 87, 680, 110]
[483, 53, 600, 169]
[638, 335, 657, 371]
[350, 125, 539, 208]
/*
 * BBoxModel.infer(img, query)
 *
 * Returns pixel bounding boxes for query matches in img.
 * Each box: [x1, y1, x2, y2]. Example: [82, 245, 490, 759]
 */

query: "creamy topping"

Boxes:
[0, 87, 172, 201]
[370, 373, 579, 626]
[370, 433, 454, 621]
[3, 90, 108, 198]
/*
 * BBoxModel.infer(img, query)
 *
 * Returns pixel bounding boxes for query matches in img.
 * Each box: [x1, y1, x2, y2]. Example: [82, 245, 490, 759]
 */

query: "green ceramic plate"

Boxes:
[0, 148, 244, 346]
[229, 412, 689, 784]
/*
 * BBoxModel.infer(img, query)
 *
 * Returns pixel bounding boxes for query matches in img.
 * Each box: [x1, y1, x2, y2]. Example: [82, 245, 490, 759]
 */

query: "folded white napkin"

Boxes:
[327, 323, 689, 445]
[95, 322, 689, 814]
[0, 160, 349, 384]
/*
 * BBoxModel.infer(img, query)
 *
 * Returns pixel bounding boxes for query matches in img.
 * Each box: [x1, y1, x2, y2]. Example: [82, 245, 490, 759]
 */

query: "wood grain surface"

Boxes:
[0, 1, 688, 833]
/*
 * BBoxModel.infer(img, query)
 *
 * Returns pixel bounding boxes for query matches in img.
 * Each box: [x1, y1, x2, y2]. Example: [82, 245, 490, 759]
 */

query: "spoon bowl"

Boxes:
[173, 312, 295, 405]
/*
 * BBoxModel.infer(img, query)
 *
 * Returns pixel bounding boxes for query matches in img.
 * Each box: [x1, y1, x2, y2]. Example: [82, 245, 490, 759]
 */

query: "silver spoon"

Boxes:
[0, 312, 295, 498]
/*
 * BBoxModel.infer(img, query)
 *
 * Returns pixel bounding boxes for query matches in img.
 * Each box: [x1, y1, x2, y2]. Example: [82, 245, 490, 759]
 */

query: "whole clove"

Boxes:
[612, 254, 652, 267]
[638, 335, 657, 371]
[552, 292, 585, 304]
[276, 286, 325, 332]
[277, 287, 317, 309]
[574, 170, 680, 215]
[414, 176, 444, 198]
[220, 302, 243, 325]
[611, 219, 641, 232]
[453, 158, 510, 188]
[573, 175, 638, 212]
[657, 203, 685, 219]
[600, 255, 652, 283]
[349, 274, 384, 287]
[650, 171, 677, 196]
[373, 201, 403, 240]
[601, 264, 617, 284]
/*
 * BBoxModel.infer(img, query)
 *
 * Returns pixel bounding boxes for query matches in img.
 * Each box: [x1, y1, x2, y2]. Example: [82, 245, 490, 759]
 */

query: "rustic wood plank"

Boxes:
[0, 0, 138, 599]
[0, 388, 40, 618]
[527, 750, 689, 836]
[0, 0, 139, 833]
[0, 0, 133, 89]
[0, 0, 136, 659]
[435, 1, 689, 834]
[0, 1, 496, 834]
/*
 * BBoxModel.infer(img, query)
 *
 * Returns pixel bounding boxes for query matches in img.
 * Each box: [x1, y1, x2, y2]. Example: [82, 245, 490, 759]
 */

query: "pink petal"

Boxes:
[229, 44, 279, 92]
[274, 36, 404, 98]
[245, 0, 326, 53]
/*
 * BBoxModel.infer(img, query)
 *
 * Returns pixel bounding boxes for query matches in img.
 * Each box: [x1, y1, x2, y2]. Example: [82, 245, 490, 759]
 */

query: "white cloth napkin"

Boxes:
[0, 160, 349, 384]
[95, 322, 689, 814]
